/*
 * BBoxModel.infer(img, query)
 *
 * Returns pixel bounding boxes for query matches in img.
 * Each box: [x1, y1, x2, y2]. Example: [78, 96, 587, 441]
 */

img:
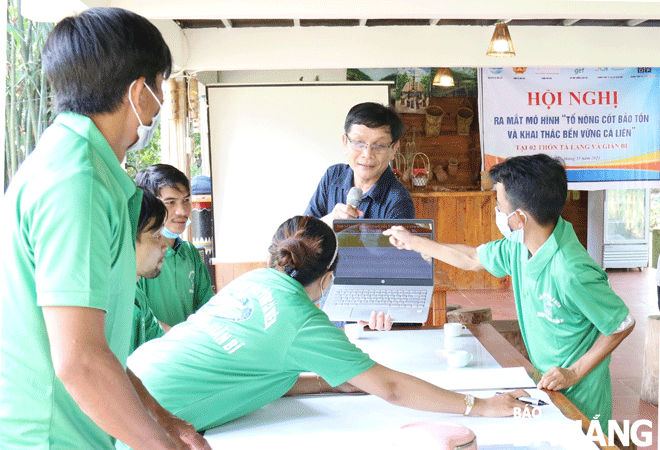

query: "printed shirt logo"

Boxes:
[537, 292, 564, 324]
[188, 270, 195, 293]
[204, 294, 254, 322]
[256, 292, 278, 330]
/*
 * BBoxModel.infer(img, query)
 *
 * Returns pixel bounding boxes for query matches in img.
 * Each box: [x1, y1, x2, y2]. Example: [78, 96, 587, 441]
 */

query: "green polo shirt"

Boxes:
[478, 218, 628, 428]
[130, 284, 165, 354]
[137, 239, 214, 326]
[0, 112, 141, 449]
[123, 268, 375, 439]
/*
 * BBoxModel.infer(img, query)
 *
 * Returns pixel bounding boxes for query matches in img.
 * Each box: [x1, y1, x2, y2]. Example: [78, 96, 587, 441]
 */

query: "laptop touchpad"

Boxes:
[351, 308, 375, 320]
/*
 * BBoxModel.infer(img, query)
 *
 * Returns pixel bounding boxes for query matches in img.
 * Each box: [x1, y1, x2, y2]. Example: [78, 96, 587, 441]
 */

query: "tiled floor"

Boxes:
[447, 268, 659, 449]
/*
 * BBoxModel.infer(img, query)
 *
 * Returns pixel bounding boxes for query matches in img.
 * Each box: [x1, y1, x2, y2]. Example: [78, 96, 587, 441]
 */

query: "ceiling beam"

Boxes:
[182, 25, 660, 72]
[627, 19, 647, 27]
[20, 0, 660, 23]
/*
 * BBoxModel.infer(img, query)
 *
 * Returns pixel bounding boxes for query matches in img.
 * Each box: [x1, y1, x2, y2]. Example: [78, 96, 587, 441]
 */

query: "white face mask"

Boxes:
[320, 272, 335, 299]
[127, 80, 162, 152]
[495, 206, 525, 244]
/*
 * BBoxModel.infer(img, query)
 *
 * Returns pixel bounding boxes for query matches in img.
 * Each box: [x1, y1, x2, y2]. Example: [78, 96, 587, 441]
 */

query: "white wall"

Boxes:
[207, 83, 389, 262]
[217, 69, 347, 84]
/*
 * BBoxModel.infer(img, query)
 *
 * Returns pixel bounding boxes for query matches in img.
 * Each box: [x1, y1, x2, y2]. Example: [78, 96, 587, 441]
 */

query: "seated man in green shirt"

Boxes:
[135, 164, 215, 327]
[384, 153, 634, 430]
[130, 188, 170, 354]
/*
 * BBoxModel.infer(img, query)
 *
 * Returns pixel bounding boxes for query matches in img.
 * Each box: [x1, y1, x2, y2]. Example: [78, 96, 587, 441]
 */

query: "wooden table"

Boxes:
[469, 323, 620, 450]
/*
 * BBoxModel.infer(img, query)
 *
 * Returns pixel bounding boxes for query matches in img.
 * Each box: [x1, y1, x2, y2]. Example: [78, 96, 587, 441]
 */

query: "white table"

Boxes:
[204, 329, 599, 449]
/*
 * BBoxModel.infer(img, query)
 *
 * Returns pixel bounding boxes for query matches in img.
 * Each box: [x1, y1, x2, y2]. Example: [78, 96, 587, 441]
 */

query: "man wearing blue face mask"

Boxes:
[135, 164, 215, 327]
[383, 153, 633, 431]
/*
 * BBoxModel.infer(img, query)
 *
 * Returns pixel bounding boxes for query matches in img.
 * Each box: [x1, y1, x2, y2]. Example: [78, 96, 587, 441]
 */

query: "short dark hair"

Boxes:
[489, 154, 567, 226]
[135, 164, 190, 198]
[268, 216, 338, 287]
[344, 102, 404, 143]
[137, 187, 167, 241]
[43, 7, 172, 115]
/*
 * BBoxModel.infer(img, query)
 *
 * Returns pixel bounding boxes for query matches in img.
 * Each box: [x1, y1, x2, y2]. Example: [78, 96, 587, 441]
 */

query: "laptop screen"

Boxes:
[332, 219, 434, 286]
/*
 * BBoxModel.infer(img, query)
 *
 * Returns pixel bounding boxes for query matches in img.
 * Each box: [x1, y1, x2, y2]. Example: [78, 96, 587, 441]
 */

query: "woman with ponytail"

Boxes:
[121, 216, 528, 443]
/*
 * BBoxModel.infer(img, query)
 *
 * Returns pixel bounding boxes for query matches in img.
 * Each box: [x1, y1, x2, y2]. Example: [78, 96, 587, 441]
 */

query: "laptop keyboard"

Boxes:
[335, 289, 427, 308]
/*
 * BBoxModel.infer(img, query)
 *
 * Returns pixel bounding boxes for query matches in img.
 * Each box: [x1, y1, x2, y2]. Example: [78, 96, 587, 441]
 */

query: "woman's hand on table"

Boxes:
[358, 311, 393, 331]
[477, 389, 534, 417]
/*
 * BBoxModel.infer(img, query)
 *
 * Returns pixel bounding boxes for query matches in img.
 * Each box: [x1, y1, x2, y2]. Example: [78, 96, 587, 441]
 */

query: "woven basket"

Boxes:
[457, 104, 474, 135]
[392, 152, 406, 181]
[411, 152, 431, 188]
[425, 106, 445, 137]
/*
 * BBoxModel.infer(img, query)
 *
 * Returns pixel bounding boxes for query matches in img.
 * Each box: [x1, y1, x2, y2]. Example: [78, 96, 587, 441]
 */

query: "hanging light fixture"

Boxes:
[432, 68, 455, 87]
[486, 22, 515, 57]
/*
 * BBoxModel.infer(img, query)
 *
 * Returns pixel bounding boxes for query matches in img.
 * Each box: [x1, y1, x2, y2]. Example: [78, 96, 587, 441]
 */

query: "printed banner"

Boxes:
[479, 67, 660, 189]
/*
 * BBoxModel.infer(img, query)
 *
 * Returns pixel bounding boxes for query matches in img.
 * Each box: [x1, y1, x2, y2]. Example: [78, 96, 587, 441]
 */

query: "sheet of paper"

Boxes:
[409, 366, 537, 390]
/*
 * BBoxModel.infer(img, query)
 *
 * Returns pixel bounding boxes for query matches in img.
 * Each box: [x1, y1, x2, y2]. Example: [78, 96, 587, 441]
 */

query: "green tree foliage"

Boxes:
[5, 0, 53, 191]
[346, 68, 372, 81]
[651, 188, 659, 230]
[395, 72, 411, 101]
[124, 126, 162, 179]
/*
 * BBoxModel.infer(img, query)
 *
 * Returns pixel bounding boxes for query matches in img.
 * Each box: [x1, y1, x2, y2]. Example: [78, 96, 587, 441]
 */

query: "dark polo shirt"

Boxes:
[304, 164, 414, 219]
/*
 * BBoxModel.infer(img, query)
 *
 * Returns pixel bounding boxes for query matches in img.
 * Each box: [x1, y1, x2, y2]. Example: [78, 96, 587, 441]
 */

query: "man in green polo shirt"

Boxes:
[135, 164, 214, 327]
[0, 7, 209, 450]
[383, 154, 633, 430]
[130, 188, 169, 355]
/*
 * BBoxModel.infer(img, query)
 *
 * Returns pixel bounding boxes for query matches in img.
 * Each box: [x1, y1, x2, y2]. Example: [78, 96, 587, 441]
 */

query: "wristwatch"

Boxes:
[464, 394, 475, 416]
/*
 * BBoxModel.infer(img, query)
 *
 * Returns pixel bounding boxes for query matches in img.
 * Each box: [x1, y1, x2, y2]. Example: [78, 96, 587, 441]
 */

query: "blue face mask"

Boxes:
[161, 218, 191, 240]
[495, 206, 525, 244]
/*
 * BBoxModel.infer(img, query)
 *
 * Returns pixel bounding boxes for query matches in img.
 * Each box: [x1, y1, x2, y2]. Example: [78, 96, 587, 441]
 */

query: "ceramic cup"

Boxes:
[446, 350, 473, 368]
[444, 322, 466, 337]
[344, 323, 364, 340]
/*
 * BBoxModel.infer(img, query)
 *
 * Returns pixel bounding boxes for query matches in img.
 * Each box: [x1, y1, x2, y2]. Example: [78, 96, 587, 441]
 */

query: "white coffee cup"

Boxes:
[444, 322, 466, 337]
[344, 323, 364, 340]
[446, 350, 473, 368]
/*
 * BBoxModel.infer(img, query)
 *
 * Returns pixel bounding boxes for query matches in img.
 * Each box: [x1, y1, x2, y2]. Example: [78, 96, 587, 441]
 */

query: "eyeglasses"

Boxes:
[345, 135, 394, 154]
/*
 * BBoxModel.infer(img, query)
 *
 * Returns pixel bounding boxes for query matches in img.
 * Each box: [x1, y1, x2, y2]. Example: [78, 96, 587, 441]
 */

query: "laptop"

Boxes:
[322, 219, 435, 324]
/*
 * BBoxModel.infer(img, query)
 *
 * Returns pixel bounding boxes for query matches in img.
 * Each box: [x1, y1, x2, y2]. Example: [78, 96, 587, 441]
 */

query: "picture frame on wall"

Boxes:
[394, 68, 431, 114]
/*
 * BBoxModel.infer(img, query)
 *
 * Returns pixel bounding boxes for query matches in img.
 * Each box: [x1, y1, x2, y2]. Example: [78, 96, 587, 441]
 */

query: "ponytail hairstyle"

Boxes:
[268, 216, 338, 287]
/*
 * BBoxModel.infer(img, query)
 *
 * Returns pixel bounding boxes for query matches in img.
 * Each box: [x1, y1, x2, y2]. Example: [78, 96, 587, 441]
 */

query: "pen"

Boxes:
[495, 392, 548, 406]
[516, 396, 548, 406]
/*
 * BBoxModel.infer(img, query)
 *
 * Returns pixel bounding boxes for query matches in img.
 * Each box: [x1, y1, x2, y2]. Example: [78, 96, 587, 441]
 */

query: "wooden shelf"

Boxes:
[399, 97, 482, 190]
[412, 190, 510, 291]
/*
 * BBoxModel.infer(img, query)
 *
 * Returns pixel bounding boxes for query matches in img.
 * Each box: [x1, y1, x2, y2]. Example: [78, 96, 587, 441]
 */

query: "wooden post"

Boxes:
[447, 306, 492, 325]
[641, 315, 659, 406]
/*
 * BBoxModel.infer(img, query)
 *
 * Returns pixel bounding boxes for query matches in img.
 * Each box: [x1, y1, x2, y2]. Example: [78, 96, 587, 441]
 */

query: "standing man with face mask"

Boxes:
[0, 7, 209, 450]
[383, 154, 634, 430]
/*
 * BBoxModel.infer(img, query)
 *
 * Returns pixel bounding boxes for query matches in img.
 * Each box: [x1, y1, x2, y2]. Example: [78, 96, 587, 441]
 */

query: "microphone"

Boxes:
[346, 187, 363, 208]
